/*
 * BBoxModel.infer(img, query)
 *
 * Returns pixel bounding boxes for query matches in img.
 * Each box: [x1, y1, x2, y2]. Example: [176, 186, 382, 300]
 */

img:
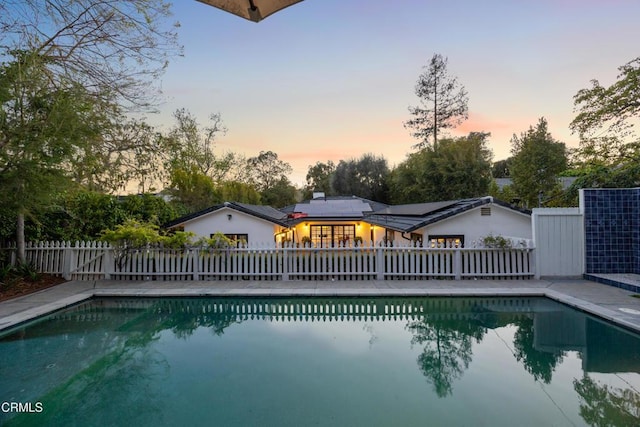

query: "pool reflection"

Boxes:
[1, 296, 639, 426]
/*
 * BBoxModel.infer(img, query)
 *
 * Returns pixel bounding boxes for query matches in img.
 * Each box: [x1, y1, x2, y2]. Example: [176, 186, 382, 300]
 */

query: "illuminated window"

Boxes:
[428, 235, 464, 248]
[310, 225, 355, 247]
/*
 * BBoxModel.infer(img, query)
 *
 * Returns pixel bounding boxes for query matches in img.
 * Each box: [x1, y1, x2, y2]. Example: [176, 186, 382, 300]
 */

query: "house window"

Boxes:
[310, 225, 355, 247]
[384, 229, 395, 245]
[428, 235, 464, 248]
[410, 233, 423, 246]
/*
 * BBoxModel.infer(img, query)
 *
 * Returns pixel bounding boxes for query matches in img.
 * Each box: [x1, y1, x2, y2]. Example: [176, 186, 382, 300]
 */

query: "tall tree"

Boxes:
[568, 57, 640, 192]
[389, 132, 493, 204]
[0, 52, 105, 261]
[405, 54, 469, 150]
[510, 118, 568, 208]
[167, 166, 219, 213]
[70, 118, 167, 193]
[0, 0, 181, 259]
[246, 151, 293, 193]
[165, 108, 228, 178]
[331, 154, 390, 202]
[304, 160, 335, 199]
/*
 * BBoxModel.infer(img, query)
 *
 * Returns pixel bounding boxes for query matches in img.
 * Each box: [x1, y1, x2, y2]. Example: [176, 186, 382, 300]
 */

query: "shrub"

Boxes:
[100, 219, 164, 248]
[479, 234, 512, 249]
[0, 262, 39, 288]
[198, 232, 235, 249]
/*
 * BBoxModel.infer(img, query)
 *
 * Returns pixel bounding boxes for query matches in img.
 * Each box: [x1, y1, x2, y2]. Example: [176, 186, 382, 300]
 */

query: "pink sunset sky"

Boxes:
[149, 0, 640, 185]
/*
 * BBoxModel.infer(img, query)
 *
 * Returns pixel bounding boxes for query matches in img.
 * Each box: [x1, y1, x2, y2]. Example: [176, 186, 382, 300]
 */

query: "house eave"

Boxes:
[164, 202, 289, 229]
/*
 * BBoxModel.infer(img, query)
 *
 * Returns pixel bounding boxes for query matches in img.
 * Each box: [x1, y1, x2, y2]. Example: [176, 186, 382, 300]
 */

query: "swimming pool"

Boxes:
[1, 296, 639, 426]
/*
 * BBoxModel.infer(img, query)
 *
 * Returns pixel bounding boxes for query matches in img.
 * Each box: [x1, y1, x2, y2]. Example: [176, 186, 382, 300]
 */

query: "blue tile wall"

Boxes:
[583, 188, 640, 274]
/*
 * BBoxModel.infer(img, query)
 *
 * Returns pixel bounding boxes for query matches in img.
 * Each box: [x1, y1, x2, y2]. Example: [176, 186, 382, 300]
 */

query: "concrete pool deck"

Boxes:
[1, 278, 640, 333]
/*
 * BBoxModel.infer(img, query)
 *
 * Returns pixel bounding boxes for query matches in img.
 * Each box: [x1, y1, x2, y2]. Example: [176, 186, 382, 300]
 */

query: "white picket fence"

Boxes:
[3, 241, 537, 281]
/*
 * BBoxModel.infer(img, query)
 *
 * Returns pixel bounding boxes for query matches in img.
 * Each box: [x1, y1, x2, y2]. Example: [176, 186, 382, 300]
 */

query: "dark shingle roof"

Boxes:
[282, 196, 389, 223]
[165, 202, 289, 228]
[364, 197, 530, 232]
[165, 196, 530, 233]
[373, 200, 459, 216]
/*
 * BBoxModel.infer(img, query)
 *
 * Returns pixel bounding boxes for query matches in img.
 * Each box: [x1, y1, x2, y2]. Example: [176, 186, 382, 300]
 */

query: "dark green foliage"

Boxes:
[304, 161, 336, 199]
[120, 193, 178, 225]
[561, 161, 640, 206]
[331, 154, 390, 202]
[510, 118, 568, 208]
[389, 132, 493, 203]
[573, 376, 640, 427]
[0, 52, 105, 216]
[406, 316, 486, 397]
[513, 317, 564, 384]
[492, 158, 513, 178]
[488, 180, 518, 205]
[565, 57, 640, 204]
[570, 57, 640, 139]
[166, 166, 220, 213]
[247, 151, 293, 193]
[0, 262, 40, 288]
[218, 181, 261, 205]
[0, 191, 180, 242]
[260, 176, 297, 208]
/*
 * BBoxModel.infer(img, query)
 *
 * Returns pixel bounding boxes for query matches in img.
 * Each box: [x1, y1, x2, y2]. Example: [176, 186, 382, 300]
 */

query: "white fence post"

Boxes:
[62, 244, 74, 280]
[532, 249, 539, 280]
[454, 250, 462, 280]
[191, 248, 200, 281]
[104, 247, 114, 280]
[282, 245, 290, 281]
[376, 245, 384, 281]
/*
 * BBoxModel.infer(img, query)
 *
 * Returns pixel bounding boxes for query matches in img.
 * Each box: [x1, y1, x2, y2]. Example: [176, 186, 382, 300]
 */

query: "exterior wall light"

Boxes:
[227, 214, 232, 221]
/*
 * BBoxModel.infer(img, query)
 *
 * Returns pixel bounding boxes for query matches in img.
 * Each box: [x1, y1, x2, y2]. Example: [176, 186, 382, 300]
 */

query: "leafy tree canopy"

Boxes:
[389, 132, 493, 204]
[570, 57, 640, 140]
[510, 118, 567, 208]
[0, 0, 180, 259]
[260, 176, 298, 208]
[247, 150, 293, 193]
[331, 154, 390, 202]
[568, 57, 640, 195]
[304, 160, 336, 199]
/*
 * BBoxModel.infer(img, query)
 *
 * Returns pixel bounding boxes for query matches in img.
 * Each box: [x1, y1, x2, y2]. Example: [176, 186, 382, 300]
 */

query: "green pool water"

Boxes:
[1, 297, 639, 426]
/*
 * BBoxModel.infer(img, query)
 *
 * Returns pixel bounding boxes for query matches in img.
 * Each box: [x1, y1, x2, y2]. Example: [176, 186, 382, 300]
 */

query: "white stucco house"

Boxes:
[165, 202, 290, 244]
[364, 197, 532, 247]
[165, 195, 532, 247]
